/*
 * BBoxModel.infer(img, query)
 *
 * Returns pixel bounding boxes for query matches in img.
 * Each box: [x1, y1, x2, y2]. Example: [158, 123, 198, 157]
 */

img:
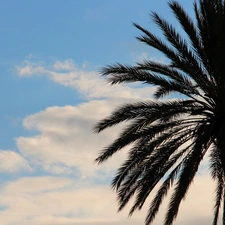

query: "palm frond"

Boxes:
[145, 143, 194, 224]
[95, 1, 225, 224]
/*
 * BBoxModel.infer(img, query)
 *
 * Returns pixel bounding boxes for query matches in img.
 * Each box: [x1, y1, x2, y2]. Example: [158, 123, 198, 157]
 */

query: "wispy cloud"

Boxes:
[53, 59, 76, 71]
[16, 60, 45, 77]
[0, 150, 31, 173]
[16, 59, 155, 100]
[130, 52, 167, 64]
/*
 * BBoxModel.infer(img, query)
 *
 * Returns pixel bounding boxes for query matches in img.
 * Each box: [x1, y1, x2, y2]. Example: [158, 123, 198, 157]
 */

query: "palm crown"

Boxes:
[94, 1, 225, 224]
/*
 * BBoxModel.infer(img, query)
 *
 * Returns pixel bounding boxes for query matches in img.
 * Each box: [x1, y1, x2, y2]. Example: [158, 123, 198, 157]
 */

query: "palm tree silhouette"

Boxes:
[94, 1, 225, 224]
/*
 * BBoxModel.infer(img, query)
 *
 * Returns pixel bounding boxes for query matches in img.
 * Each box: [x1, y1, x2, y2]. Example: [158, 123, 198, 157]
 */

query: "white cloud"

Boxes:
[0, 174, 218, 225]
[16, 101, 128, 178]
[15, 59, 156, 178]
[53, 59, 76, 71]
[16, 60, 45, 77]
[0, 150, 31, 173]
[16, 59, 155, 100]
[130, 52, 167, 64]
[1, 176, 73, 194]
[12, 58, 219, 225]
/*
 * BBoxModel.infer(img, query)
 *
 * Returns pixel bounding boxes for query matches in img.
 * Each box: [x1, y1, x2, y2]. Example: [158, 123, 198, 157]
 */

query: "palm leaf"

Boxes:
[95, 1, 225, 224]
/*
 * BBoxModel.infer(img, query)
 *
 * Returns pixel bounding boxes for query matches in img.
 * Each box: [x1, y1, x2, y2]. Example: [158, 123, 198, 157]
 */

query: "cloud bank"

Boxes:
[0, 58, 218, 225]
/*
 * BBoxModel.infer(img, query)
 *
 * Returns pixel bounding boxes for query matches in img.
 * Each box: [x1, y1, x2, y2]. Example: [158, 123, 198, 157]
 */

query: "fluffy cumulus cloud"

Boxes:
[16, 102, 128, 177]
[0, 58, 217, 225]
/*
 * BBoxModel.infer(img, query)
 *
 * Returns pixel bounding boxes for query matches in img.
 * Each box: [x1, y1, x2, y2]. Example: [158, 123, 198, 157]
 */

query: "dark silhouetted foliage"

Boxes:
[95, 1, 225, 224]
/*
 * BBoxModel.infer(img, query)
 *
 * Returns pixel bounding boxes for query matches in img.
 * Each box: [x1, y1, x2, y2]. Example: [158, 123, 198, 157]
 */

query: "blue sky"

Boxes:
[0, 1, 217, 225]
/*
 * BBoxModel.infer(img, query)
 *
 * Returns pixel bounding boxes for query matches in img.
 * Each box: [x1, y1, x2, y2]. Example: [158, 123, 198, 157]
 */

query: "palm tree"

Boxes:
[94, 0, 225, 224]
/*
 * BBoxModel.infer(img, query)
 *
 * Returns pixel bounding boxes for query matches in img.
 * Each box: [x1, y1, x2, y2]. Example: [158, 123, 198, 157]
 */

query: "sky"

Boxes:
[0, 0, 221, 225]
